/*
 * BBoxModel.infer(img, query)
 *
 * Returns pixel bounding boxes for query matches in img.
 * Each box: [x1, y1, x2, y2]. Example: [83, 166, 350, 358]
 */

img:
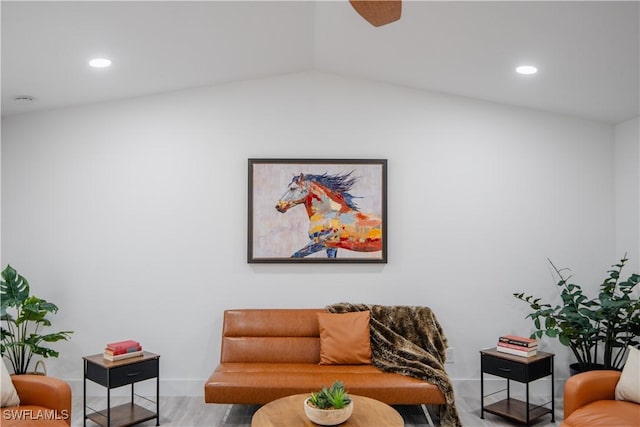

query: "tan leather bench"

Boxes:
[204, 308, 446, 406]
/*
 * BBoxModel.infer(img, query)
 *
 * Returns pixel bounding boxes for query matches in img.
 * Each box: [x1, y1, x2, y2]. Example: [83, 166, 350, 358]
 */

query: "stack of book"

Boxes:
[103, 339, 143, 361]
[496, 335, 538, 357]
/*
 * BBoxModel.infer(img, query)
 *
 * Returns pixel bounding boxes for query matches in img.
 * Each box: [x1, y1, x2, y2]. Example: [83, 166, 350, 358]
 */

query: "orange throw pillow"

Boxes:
[318, 311, 372, 365]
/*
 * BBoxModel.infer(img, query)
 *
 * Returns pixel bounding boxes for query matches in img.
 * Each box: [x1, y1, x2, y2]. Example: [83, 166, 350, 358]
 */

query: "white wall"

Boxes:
[1, 72, 617, 395]
[614, 117, 640, 273]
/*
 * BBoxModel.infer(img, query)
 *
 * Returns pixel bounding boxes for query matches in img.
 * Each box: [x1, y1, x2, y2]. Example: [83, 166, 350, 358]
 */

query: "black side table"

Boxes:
[83, 351, 160, 427]
[480, 348, 554, 425]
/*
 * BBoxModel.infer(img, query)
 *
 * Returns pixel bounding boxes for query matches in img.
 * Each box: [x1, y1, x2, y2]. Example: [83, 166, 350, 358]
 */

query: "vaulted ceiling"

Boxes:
[2, 1, 638, 123]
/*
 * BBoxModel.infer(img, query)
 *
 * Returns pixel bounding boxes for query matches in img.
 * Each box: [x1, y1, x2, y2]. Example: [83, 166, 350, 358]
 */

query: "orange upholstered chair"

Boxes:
[561, 370, 640, 427]
[2, 374, 71, 427]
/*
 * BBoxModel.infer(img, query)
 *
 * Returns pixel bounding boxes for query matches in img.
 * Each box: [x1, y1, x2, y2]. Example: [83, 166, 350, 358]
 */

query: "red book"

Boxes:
[497, 341, 538, 351]
[106, 340, 140, 351]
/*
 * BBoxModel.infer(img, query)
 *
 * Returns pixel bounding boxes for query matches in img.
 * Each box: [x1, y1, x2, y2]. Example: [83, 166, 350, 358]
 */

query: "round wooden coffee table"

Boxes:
[251, 394, 404, 426]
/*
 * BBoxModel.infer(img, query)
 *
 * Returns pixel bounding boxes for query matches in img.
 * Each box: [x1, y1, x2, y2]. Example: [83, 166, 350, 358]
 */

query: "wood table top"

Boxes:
[83, 351, 159, 368]
[251, 394, 404, 427]
[480, 347, 554, 364]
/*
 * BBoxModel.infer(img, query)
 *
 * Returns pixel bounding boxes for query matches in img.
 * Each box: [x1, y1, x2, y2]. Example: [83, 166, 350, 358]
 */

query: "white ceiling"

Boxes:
[2, 1, 638, 123]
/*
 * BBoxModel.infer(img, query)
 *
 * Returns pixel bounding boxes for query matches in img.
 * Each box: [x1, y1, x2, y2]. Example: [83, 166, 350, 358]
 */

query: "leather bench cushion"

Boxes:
[561, 400, 640, 427]
[205, 363, 446, 405]
[221, 337, 320, 363]
[222, 309, 323, 337]
[220, 309, 324, 364]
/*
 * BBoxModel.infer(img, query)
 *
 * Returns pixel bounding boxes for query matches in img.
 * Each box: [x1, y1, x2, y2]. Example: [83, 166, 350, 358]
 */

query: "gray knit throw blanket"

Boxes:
[326, 303, 462, 427]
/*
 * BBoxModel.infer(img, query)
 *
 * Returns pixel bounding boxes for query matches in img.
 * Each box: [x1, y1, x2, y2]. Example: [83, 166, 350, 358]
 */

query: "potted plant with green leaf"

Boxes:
[304, 381, 353, 426]
[514, 256, 640, 373]
[0, 265, 73, 374]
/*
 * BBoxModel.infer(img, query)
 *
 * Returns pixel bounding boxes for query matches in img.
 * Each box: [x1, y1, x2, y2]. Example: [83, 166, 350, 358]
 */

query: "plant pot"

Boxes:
[569, 362, 606, 376]
[303, 397, 353, 426]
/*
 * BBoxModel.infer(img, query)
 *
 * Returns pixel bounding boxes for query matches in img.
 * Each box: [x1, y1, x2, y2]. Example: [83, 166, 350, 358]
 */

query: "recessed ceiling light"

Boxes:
[516, 65, 538, 75]
[89, 58, 112, 68]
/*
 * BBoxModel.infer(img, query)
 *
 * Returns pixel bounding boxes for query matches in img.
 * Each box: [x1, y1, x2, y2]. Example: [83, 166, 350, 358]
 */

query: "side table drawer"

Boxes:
[110, 359, 158, 388]
[482, 355, 527, 382]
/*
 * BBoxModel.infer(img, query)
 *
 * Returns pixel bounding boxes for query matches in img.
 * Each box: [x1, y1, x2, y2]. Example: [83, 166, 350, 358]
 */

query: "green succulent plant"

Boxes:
[1, 265, 73, 374]
[308, 381, 352, 410]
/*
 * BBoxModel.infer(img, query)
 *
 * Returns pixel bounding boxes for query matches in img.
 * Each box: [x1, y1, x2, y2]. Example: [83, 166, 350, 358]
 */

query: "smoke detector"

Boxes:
[12, 95, 35, 104]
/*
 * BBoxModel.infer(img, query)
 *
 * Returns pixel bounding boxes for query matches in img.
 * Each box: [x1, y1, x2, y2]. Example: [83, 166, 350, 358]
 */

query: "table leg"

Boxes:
[106, 367, 111, 427]
[83, 361, 87, 427]
[480, 370, 484, 419]
[526, 382, 530, 426]
[551, 359, 555, 421]
[156, 368, 160, 426]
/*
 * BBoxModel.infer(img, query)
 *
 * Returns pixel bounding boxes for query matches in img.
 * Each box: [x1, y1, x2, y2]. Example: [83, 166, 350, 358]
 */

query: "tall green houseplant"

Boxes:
[0, 265, 73, 374]
[514, 256, 640, 372]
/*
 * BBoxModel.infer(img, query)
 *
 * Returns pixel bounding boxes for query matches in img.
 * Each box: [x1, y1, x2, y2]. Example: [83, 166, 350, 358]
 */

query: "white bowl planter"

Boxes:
[303, 397, 354, 426]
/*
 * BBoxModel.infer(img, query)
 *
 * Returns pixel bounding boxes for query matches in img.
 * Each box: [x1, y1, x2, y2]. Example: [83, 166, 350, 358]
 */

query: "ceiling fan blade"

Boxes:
[349, 0, 402, 27]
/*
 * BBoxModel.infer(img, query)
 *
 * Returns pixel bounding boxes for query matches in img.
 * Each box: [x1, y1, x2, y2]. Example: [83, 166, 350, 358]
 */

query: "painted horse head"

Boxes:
[275, 173, 308, 213]
[275, 172, 359, 214]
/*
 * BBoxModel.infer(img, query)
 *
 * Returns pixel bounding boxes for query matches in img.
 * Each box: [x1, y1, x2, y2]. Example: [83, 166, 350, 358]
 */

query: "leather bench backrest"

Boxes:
[220, 309, 324, 363]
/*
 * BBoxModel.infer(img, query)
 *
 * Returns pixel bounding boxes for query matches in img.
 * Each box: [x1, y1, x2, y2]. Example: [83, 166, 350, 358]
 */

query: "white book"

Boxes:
[496, 345, 537, 358]
[103, 349, 144, 361]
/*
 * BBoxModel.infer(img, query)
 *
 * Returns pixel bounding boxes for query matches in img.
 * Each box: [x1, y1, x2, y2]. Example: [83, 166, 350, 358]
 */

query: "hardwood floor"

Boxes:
[72, 391, 562, 427]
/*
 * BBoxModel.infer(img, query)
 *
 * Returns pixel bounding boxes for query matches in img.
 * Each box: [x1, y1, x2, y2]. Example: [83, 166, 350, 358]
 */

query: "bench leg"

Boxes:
[221, 404, 234, 424]
[420, 404, 438, 427]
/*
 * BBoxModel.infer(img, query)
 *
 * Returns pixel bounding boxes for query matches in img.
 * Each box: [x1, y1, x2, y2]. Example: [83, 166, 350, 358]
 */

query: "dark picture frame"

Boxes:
[248, 159, 387, 263]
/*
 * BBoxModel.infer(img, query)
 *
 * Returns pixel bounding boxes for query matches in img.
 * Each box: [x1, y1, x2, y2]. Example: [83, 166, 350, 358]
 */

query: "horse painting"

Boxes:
[275, 171, 382, 258]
